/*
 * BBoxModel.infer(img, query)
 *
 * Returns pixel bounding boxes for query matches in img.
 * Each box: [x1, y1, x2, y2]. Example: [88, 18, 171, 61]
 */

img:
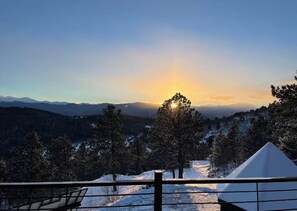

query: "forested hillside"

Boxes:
[0, 107, 153, 158]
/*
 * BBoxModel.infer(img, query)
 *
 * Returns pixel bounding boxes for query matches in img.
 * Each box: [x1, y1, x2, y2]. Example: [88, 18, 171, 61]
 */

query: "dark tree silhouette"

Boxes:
[243, 116, 271, 160]
[47, 136, 76, 181]
[92, 104, 125, 191]
[211, 131, 228, 170]
[149, 93, 204, 178]
[7, 132, 48, 182]
[270, 75, 297, 159]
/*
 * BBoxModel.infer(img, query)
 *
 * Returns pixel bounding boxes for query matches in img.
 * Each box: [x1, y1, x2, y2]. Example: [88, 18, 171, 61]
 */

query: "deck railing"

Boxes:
[1, 172, 297, 210]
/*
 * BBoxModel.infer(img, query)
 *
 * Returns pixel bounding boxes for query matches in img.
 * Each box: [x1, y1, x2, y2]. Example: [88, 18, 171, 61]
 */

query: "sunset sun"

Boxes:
[171, 102, 178, 109]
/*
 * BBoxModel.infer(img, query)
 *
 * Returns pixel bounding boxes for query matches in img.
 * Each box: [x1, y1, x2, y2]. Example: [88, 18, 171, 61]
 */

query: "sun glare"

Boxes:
[171, 102, 178, 109]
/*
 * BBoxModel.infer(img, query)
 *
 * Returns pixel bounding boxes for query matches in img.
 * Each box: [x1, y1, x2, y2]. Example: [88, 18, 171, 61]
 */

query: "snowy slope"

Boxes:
[81, 161, 219, 211]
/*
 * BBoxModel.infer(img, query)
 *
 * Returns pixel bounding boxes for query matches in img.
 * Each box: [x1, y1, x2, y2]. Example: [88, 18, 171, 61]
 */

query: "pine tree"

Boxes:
[243, 116, 271, 160]
[128, 135, 148, 175]
[6, 132, 48, 206]
[149, 93, 204, 178]
[270, 75, 297, 159]
[211, 131, 228, 171]
[7, 132, 48, 182]
[211, 124, 244, 173]
[47, 136, 76, 181]
[73, 142, 91, 181]
[92, 104, 125, 191]
[225, 123, 242, 165]
[149, 127, 177, 177]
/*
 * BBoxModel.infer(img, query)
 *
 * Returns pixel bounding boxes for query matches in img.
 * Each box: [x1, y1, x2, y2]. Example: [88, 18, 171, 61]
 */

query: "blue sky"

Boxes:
[0, 0, 297, 106]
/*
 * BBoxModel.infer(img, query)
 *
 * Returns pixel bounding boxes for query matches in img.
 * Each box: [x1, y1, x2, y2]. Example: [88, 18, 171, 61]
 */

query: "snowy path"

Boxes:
[183, 161, 219, 211]
[81, 161, 219, 210]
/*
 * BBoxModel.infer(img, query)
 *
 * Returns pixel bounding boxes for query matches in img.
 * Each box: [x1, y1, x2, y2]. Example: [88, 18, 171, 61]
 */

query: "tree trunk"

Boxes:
[172, 168, 175, 178]
[178, 166, 183, 178]
[178, 145, 184, 178]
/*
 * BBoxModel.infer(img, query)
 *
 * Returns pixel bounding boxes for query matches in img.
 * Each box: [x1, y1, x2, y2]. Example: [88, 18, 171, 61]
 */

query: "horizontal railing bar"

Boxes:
[0, 192, 154, 200]
[10, 202, 297, 211]
[163, 198, 297, 206]
[163, 187, 297, 195]
[257, 188, 297, 193]
[82, 192, 154, 197]
[265, 208, 297, 211]
[78, 203, 154, 209]
[163, 202, 217, 205]
[162, 176, 297, 184]
[163, 200, 258, 205]
[0, 180, 155, 188]
[2, 176, 297, 188]
[163, 190, 251, 194]
[7, 205, 155, 211]
[258, 198, 297, 203]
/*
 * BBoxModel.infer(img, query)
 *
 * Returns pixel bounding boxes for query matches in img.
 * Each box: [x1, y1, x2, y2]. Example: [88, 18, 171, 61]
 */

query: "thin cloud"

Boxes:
[210, 96, 234, 101]
[247, 90, 273, 101]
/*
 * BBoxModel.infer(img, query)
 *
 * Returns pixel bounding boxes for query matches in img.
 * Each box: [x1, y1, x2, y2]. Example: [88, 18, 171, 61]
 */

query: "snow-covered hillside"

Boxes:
[81, 161, 219, 210]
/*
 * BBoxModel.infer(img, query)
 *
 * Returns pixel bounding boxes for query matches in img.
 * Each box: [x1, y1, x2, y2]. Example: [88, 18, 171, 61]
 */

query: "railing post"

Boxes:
[154, 171, 163, 211]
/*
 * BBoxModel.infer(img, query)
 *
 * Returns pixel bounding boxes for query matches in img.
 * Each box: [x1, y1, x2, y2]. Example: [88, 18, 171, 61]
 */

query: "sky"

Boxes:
[0, 0, 297, 107]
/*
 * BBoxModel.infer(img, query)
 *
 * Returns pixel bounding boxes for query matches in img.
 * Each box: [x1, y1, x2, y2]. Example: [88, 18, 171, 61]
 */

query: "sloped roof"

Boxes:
[218, 142, 297, 210]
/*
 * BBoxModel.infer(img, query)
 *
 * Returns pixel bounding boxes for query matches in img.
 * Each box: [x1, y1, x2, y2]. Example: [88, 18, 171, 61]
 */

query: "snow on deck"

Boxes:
[80, 161, 219, 211]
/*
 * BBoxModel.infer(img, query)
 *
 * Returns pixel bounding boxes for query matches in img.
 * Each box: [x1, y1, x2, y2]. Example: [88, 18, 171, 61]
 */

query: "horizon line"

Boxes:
[0, 94, 266, 108]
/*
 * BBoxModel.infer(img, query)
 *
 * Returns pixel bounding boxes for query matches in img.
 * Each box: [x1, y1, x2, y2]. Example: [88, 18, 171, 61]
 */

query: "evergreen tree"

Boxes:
[211, 124, 243, 172]
[149, 93, 204, 178]
[7, 132, 48, 182]
[271, 75, 297, 104]
[270, 75, 297, 159]
[128, 135, 148, 175]
[73, 143, 92, 181]
[6, 132, 48, 206]
[47, 136, 76, 181]
[92, 104, 125, 191]
[211, 131, 228, 170]
[86, 152, 105, 180]
[149, 126, 177, 177]
[225, 123, 242, 165]
[243, 116, 271, 160]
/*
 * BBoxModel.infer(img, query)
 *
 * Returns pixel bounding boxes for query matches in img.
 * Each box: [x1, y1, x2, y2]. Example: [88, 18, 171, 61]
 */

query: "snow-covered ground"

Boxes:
[80, 161, 219, 210]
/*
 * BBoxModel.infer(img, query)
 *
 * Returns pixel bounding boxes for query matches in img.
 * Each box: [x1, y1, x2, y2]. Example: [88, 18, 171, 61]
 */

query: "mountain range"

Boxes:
[0, 96, 256, 119]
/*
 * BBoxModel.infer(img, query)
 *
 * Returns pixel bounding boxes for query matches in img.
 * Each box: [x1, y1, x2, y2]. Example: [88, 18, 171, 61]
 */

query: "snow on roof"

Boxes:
[218, 142, 297, 210]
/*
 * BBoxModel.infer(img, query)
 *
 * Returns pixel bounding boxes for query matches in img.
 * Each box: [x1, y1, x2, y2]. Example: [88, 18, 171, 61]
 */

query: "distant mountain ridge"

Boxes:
[0, 96, 256, 119]
[0, 99, 158, 117]
[197, 104, 256, 119]
[0, 95, 67, 105]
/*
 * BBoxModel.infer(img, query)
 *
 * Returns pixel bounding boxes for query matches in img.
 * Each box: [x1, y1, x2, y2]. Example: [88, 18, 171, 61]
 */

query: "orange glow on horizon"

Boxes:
[87, 55, 274, 107]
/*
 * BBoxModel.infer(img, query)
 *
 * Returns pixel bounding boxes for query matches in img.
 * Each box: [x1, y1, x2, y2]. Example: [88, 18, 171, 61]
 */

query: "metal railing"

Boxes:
[1, 172, 297, 210]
